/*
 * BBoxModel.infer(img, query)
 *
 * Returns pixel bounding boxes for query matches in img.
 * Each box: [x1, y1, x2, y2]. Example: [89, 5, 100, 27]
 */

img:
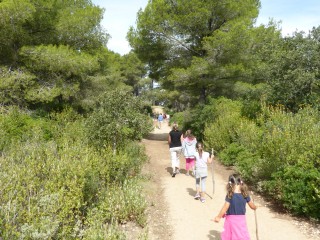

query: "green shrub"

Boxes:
[235, 149, 261, 182]
[234, 118, 262, 153]
[86, 90, 153, 151]
[0, 106, 55, 152]
[0, 108, 150, 237]
[204, 98, 243, 151]
[123, 142, 149, 177]
[203, 100, 320, 220]
[83, 214, 126, 240]
[169, 111, 186, 127]
[105, 144, 148, 185]
[97, 180, 147, 227]
[256, 106, 320, 180]
[188, 101, 217, 141]
[219, 143, 244, 166]
[264, 165, 320, 219]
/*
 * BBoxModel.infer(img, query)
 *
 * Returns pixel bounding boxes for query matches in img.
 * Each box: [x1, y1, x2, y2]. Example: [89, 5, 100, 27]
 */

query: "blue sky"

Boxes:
[92, 0, 320, 55]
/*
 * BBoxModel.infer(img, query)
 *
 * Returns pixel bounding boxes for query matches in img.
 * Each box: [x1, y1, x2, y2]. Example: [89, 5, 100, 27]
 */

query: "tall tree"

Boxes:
[120, 52, 147, 96]
[128, 0, 261, 105]
[266, 28, 320, 112]
[0, 0, 108, 66]
[0, 0, 109, 110]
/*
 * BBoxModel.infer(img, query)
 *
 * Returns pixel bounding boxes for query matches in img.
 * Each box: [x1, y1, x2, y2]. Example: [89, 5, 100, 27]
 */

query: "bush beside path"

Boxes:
[142, 124, 320, 240]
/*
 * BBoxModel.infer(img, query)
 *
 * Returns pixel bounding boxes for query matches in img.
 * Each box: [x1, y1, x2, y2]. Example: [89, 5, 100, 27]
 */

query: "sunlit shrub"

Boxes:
[96, 180, 147, 227]
[0, 108, 150, 237]
[0, 106, 55, 152]
[204, 100, 320, 219]
[86, 90, 153, 151]
[204, 97, 242, 151]
[219, 143, 244, 166]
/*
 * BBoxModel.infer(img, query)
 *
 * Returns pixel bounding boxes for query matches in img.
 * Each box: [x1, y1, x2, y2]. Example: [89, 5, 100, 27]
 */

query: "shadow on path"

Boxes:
[145, 132, 168, 141]
[208, 230, 221, 240]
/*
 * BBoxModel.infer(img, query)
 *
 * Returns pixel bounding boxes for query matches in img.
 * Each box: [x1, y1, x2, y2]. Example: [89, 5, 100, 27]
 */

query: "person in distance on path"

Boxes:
[193, 142, 213, 203]
[182, 129, 197, 176]
[157, 113, 164, 129]
[213, 174, 257, 240]
[168, 123, 183, 177]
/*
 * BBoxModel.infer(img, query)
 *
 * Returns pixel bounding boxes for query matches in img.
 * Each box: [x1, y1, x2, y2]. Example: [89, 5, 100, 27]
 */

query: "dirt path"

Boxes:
[142, 124, 320, 240]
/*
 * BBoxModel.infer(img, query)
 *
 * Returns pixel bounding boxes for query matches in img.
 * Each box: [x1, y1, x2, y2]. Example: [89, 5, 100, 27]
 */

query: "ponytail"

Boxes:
[226, 174, 249, 198]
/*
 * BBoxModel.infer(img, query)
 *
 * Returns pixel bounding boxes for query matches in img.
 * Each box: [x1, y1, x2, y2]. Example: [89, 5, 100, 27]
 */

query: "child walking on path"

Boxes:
[213, 174, 257, 240]
[182, 129, 197, 176]
[193, 142, 213, 203]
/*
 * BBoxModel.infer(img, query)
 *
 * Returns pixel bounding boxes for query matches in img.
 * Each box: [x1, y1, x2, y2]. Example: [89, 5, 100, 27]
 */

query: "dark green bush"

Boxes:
[86, 90, 153, 151]
[235, 149, 261, 182]
[264, 165, 320, 219]
[219, 143, 244, 166]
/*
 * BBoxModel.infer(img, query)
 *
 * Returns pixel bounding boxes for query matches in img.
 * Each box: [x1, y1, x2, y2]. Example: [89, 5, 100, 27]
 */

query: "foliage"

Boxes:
[233, 82, 269, 119]
[129, 0, 262, 106]
[0, 0, 107, 65]
[103, 144, 149, 185]
[18, 45, 99, 109]
[219, 143, 245, 166]
[0, 67, 36, 107]
[0, 108, 151, 238]
[204, 100, 320, 219]
[86, 89, 153, 151]
[95, 180, 147, 227]
[0, 106, 54, 152]
[0, 0, 114, 113]
[169, 111, 186, 129]
[121, 52, 147, 96]
[169, 98, 218, 141]
[264, 165, 320, 219]
[266, 30, 320, 112]
[204, 97, 243, 151]
[187, 98, 218, 141]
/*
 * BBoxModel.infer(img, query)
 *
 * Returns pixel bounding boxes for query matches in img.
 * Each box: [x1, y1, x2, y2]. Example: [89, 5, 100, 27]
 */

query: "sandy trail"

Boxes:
[142, 123, 319, 240]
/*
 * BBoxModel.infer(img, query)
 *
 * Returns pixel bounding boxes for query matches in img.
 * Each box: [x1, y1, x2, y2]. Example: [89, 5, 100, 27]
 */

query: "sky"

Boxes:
[91, 0, 320, 55]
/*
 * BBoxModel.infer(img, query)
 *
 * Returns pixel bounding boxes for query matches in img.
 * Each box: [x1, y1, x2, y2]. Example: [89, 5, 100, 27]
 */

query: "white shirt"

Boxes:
[195, 151, 210, 169]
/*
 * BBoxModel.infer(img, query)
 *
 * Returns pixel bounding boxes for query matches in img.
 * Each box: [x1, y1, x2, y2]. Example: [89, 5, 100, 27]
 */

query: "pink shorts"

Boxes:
[221, 215, 250, 240]
[185, 157, 195, 171]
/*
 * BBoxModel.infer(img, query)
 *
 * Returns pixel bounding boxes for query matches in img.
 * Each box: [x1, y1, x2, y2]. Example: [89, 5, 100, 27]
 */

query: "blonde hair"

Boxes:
[172, 123, 178, 130]
[185, 129, 195, 139]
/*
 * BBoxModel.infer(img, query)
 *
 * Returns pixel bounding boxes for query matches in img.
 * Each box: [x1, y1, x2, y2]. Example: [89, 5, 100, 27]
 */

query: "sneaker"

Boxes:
[194, 193, 200, 199]
[200, 198, 206, 203]
[172, 172, 176, 178]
